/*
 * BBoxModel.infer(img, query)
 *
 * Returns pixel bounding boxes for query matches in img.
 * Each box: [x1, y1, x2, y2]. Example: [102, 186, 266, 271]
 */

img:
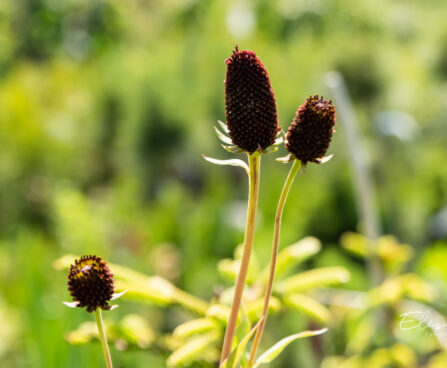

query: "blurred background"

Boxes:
[0, 0, 447, 367]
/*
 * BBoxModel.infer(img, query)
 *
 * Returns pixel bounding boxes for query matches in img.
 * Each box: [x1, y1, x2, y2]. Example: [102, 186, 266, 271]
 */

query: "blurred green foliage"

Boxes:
[1, 0, 447, 367]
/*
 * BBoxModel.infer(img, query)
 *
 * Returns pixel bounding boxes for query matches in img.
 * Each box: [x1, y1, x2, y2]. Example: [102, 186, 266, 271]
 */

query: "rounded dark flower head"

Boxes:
[225, 46, 279, 153]
[286, 95, 336, 164]
[67, 255, 115, 313]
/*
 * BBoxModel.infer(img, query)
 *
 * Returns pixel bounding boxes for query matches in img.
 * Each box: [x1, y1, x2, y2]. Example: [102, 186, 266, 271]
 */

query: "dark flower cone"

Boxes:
[67, 255, 115, 313]
[286, 95, 336, 164]
[225, 46, 279, 153]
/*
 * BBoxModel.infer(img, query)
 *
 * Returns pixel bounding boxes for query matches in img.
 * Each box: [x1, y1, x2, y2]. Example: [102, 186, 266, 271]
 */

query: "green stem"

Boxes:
[94, 308, 113, 368]
[220, 153, 261, 366]
[248, 159, 301, 366]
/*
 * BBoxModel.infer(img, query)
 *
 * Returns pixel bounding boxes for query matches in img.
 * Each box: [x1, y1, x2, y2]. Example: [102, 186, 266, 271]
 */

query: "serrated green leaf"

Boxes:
[202, 155, 249, 175]
[167, 331, 221, 367]
[222, 318, 264, 368]
[173, 318, 219, 339]
[284, 293, 331, 324]
[276, 267, 350, 294]
[253, 328, 328, 367]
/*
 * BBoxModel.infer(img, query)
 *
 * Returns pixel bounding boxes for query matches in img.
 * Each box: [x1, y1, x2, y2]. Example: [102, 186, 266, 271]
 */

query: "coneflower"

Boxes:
[248, 95, 336, 365]
[67, 255, 115, 313]
[285, 95, 336, 164]
[64, 255, 126, 368]
[224, 46, 279, 153]
[217, 46, 281, 366]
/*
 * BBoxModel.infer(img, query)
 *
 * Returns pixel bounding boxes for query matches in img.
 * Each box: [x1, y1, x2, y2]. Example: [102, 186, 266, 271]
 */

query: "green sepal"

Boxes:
[214, 126, 233, 145]
[276, 154, 293, 163]
[222, 144, 245, 154]
[217, 120, 230, 134]
[202, 155, 249, 175]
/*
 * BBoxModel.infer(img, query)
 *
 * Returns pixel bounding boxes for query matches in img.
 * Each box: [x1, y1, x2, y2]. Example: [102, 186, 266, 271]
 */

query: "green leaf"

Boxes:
[67, 315, 155, 349]
[218, 256, 259, 285]
[376, 236, 413, 273]
[201, 155, 249, 175]
[222, 318, 264, 368]
[120, 314, 155, 349]
[66, 322, 100, 345]
[284, 293, 331, 324]
[167, 331, 221, 367]
[172, 288, 210, 315]
[276, 267, 350, 294]
[206, 304, 231, 324]
[245, 297, 282, 321]
[235, 301, 251, 345]
[114, 277, 175, 306]
[340, 232, 369, 258]
[267, 237, 321, 281]
[218, 258, 240, 282]
[400, 273, 435, 302]
[173, 318, 219, 339]
[253, 328, 328, 367]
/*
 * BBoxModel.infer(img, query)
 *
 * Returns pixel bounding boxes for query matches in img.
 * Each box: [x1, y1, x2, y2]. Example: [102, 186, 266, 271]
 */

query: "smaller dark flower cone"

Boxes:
[225, 46, 279, 153]
[67, 255, 115, 313]
[286, 95, 336, 164]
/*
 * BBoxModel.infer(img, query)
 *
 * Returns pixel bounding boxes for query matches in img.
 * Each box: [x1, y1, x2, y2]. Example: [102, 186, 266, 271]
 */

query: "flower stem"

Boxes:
[94, 308, 113, 368]
[248, 159, 301, 366]
[219, 152, 261, 366]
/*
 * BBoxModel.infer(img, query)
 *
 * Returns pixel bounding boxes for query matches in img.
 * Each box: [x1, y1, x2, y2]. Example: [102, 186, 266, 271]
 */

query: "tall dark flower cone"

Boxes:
[67, 255, 115, 313]
[286, 95, 336, 164]
[225, 46, 279, 153]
